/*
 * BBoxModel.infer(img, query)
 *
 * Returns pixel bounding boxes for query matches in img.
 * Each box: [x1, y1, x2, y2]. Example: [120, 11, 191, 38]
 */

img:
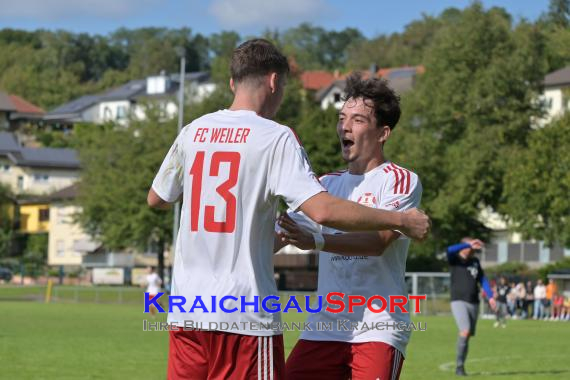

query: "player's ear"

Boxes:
[269, 73, 278, 94]
[378, 125, 391, 144]
[230, 77, 236, 94]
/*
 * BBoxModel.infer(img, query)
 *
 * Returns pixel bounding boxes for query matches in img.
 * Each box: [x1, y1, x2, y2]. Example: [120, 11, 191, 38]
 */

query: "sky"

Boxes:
[0, 0, 551, 38]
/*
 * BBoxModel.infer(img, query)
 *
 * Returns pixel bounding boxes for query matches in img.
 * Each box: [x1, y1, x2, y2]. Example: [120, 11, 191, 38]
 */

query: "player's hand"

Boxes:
[277, 214, 316, 250]
[400, 208, 431, 241]
[469, 239, 485, 250]
[489, 298, 497, 311]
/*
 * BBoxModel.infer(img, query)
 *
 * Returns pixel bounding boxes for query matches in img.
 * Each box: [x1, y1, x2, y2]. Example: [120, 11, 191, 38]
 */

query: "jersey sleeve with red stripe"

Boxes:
[318, 170, 346, 188]
[380, 163, 422, 224]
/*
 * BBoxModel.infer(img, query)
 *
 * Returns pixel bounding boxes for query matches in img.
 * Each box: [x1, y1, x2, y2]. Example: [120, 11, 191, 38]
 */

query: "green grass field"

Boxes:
[1, 291, 569, 379]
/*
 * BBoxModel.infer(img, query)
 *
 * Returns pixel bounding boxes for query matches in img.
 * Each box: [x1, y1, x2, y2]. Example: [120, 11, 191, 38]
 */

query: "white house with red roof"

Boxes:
[0, 91, 44, 130]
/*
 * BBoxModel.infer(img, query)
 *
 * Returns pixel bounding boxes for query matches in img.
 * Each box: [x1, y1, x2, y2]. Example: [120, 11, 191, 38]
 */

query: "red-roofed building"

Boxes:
[377, 65, 425, 78]
[0, 91, 44, 130]
[9, 94, 44, 115]
[316, 65, 425, 110]
[300, 70, 337, 91]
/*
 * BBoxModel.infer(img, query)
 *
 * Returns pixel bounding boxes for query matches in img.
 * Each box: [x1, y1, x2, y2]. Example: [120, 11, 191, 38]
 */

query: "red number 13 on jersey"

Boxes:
[189, 151, 241, 233]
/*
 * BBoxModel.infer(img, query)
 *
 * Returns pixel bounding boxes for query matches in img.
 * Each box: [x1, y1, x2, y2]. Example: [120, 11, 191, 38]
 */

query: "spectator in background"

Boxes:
[533, 280, 546, 320]
[506, 281, 517, 317]
[143, 266, 162, 318]
[545, 279, 558, 320]
[524, 280, 534, 319]
[514, 282, 526, 319]
[561, 296, 570, 321]
[494, 276, 509, 328]
[552, 292, 564, 320]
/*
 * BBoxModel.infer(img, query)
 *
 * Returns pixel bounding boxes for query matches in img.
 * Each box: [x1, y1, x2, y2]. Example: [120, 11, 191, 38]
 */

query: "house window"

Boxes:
[33, 174, 49, 182]
[56, 240, 65, 257]
[17, 176, 24, 191]
[1, 164, 9, 172]
[334, 92, 341, 103]
[116, 105, 127, 120]
[39, 208, 50, 222]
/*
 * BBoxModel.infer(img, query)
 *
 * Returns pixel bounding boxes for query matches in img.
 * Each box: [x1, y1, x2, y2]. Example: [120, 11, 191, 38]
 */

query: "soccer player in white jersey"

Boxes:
[144, 266, 162, 318]
[147, 39, 430, 380]
[278, 73, 420, 380]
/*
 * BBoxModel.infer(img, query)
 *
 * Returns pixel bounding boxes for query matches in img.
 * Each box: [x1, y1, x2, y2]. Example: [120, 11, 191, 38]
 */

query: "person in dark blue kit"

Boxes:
[447, 238, 496, 376]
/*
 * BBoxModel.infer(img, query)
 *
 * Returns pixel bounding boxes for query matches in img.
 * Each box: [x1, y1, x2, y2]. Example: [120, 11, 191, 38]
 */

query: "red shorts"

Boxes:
[168, 329, 284, 380]
[286, 340, 404, 380]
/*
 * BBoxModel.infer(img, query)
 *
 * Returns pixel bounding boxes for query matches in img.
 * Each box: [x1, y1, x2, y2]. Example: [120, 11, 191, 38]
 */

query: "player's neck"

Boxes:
[347, 156, 386, 175]
[230, 89, 273, 119]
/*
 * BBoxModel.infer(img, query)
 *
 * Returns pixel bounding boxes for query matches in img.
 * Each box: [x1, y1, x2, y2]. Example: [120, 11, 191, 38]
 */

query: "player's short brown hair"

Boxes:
[343, 73, 401, 130]
[230, 39, 289, 85]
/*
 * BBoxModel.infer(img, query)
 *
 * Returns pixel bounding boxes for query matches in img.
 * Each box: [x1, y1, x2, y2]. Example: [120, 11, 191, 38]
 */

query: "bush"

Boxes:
[539, 257, 570, 281]
[484, 261, 533, 277]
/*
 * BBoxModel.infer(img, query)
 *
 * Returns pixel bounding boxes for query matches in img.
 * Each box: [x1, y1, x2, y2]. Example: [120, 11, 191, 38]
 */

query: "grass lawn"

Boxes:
[1, 297, 569, 379]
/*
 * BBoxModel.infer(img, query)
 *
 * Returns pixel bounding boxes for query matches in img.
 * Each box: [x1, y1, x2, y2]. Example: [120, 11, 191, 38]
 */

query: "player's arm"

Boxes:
[322, 231, 400, 256]
[147, 189, 184, 209]
[478, 268, 494, 299]
[274, 211, 321, 253]
[147, 188, 172, 209]
[446, 243, 471, 262]
[274, 233, 287, 252]
[299, 192, 429, 241]
[478, 266, 496, 309]
[277, 213, 399, 256]
[446, 239, 484, 262]
[147, 131, 185, 209]
[280, 170, 423, 254]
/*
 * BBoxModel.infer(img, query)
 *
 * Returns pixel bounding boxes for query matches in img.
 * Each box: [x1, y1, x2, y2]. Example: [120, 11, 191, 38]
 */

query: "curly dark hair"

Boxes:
[343, 73, 401, 130]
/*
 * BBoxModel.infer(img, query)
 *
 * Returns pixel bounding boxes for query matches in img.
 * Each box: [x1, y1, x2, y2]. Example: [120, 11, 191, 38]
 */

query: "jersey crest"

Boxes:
[467, 264, 479, 279]
[357, 192, 378, 208]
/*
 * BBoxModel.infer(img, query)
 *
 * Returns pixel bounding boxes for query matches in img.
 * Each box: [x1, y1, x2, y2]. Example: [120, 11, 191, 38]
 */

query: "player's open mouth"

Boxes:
[342, 139, 354, 148]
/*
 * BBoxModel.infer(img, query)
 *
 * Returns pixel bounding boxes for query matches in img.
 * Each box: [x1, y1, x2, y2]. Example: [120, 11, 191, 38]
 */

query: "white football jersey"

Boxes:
[298, 162, 422, 356]
[145, 273, 162, 294]
[152, 109, 325, 336]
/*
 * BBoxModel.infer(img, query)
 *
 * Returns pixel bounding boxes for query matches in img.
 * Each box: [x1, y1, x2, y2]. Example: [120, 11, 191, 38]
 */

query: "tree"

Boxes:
[547, 0, 570, 27]
[23, 233, 48, 270]
[74, 112, 178, 279]
[386, 3, 547, 256]
[346, 11, 454, 70]
[281, 24, 363, 70]
[0, 41, 83, 109]
[295, 106, 344, 176]
[502, 114, 570, 246]
[209, 31, 241, 84]
[537, 0, 570, 71]
[0, 184, 14, 258]
[544, 26, 570, 72]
